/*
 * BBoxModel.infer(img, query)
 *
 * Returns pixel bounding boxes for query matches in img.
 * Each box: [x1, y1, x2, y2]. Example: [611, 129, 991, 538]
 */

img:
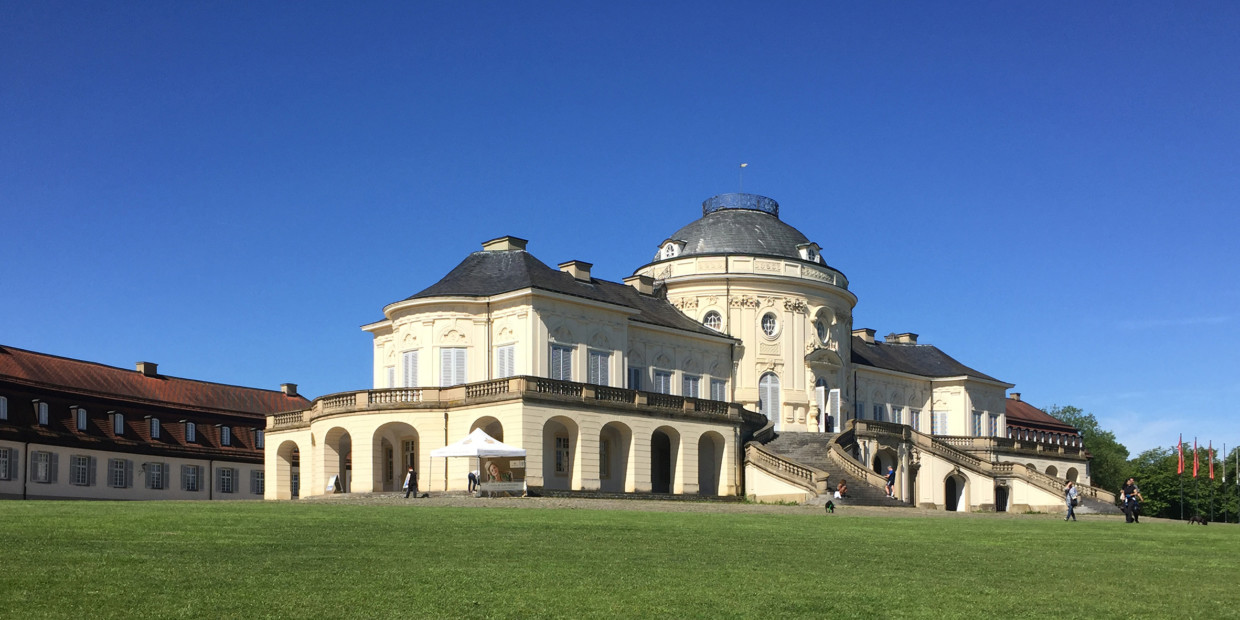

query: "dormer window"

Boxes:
[797, 242, 822, 263]
[658, 239, 685, 260]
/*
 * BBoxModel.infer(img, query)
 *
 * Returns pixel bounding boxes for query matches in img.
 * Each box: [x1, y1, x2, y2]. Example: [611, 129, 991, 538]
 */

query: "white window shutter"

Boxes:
[455, 349, 466, 385]
[403, 351, 418, 388]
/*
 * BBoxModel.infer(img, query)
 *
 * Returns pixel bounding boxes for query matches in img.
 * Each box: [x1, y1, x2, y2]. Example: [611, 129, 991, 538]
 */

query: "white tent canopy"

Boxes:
[430, 428, 526, 458]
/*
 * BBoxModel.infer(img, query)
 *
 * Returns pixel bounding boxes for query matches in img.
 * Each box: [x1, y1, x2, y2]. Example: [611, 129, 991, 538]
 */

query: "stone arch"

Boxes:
[470, 416, 504, 442]
[372, 422, 418, 493]
[944, 471, 968, 512]
[275, 440, 303, 500]
[598, 421, 633, 493]
[650, 425, 681, 494]
[1045, 465, 1059, 478]
[1025, 463, 1038, 473]
[697, 431, 726, 496]
[1065, 467, 1079, 484]
[322, 427, 352, 493]
[541, 416, 580, 491]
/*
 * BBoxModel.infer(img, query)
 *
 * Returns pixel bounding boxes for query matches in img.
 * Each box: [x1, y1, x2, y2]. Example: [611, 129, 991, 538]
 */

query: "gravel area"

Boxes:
[292, 492, 1129, 521]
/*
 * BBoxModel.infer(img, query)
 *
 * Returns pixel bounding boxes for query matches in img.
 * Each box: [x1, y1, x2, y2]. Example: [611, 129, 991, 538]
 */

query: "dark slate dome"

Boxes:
[654, 193, 812, 261]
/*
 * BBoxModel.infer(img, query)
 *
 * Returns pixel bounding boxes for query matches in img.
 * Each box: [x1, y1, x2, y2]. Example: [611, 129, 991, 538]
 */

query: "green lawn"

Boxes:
[1, 501, 1235, 619]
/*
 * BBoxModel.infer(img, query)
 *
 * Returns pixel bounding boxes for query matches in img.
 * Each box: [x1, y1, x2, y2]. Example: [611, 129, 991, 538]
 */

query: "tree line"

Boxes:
[1048, 405, 1240, 521]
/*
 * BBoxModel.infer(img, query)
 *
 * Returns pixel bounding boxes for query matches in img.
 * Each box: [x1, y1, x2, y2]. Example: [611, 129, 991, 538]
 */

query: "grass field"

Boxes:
[1, 500, 1236, 619]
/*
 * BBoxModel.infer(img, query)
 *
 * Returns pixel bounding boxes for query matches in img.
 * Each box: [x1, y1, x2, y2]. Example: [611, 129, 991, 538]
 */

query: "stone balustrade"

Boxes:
[267, 375, 745, 430]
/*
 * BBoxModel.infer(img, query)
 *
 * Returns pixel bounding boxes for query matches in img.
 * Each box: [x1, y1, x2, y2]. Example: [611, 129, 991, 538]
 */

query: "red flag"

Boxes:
[1178, 435, 1184, 475]
[1209, 442, 1214, 480]
[1193, 438, 1199, 478]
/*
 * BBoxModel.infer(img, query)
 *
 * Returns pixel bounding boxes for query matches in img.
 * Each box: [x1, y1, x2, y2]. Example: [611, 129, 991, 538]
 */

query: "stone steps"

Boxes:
[761, 432, 908, 507]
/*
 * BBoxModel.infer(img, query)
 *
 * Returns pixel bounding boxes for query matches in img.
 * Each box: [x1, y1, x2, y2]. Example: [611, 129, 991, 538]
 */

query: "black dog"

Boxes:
[824, 500, 835, 513]
[1188, 515, 1209, 525]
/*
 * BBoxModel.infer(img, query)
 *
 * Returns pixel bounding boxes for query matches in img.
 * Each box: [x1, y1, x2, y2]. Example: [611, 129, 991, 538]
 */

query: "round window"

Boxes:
[703, 311, 722, 331]
[761, 313, 778, 337]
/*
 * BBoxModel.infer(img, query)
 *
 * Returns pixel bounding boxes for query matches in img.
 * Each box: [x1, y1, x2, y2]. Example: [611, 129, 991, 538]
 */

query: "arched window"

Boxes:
[759, 372, 781, 431]
[703, 311, 722, 331]
[815, 321, 826, 343]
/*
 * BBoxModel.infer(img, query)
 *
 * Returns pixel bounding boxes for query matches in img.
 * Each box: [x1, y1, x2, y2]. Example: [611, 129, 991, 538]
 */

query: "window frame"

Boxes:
[402, 349, 420, 387]
[31, 450, 53, 483]
[703, 310, 722, 331]
[75, 407, 87, 431]
[440, 347, 468, 386]
[760, 313, 778, 338]
[149, 417, 160, 440]
[587, 349, 610, 387]
[185, 421, 197, 443]
[549, 344, 573, 382]
[112, 412, 125, 436]
[553, 435, 571, 475]
[221, 426, 232, 447]
[710, 379, 727, 402]
[682, 374, 700, 398]
[70, 455, 91, 486]
[653, 370, 672, 395]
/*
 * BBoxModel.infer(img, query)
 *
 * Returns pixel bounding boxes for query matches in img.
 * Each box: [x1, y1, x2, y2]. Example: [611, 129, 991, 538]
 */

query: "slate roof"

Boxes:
[850, 337, 1004, 382]
[656, 208, 812, 262]
[402, 249, 730, 339]
[0, 345, 309, 416]
[1004, 398, 1079, 433]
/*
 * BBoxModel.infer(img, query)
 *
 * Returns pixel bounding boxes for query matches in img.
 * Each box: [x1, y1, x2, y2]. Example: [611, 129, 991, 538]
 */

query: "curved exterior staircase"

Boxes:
[754, 431, 909, 507]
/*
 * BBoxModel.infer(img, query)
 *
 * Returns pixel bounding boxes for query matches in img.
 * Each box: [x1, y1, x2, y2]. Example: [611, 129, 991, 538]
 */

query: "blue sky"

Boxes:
[3, 3, 1238, 456]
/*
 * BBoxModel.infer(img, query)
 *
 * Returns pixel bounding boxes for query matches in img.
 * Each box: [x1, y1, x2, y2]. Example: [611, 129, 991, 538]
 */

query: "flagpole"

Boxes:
[1194, 437, 1200, 518]
[1178, 434, 1184, 521]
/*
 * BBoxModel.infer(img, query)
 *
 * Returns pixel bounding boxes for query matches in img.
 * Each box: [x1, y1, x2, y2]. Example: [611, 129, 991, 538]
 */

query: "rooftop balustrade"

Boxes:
[267, 375, 745, 430]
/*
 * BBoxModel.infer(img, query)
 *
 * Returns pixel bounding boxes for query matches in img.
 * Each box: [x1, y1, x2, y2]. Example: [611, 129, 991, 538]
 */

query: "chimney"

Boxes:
[281, 383, 299, 397]
[136, 361, 158, 377]
[852, 328, 876, 344]
[889, 332, 919, 344]
[1009, 392, 1021, 402]
[558, 260, 593, 282]
[624, 274, 654, 295]
[481, 236, 528, 252]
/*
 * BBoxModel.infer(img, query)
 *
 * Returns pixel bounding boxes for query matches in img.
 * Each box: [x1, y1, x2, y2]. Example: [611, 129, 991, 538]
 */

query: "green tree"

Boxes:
[1046, 405, 1129, 493]
[1126, 444, 1240, 522]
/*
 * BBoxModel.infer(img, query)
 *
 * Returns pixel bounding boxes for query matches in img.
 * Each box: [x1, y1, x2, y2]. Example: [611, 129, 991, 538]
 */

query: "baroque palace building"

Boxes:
[264, 193, 1111, 512]
[0, 345, 308, 500]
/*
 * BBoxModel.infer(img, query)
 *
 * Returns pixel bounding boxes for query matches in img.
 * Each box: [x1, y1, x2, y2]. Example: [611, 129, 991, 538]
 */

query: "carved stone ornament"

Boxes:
[730, 296, 760, 308]
[671, 297, 698, 310]
[783, 298, 808, 314]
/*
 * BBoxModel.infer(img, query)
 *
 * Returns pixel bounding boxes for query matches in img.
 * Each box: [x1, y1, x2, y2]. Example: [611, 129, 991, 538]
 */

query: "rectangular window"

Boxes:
[256, 429, 265, 449]
[75, 407, 87, 431]
[218, 467, 235, 494]
[653, 370, 672, 395]
[628, 367, 643, 391]
[182, 464, 200, 492]
[292, 473, 300, 498]
[989, 414, 1000, 437]
[682, 374, 700, 398]
[972, 411, 984, 436]
[554, 436, 570, 474]
[31, 451, 53, 483]
[891, 406, 903, 425]
[221, 426, 232, 446]
[403, 350, 420, 387]
[185, 421, 197, 443]
[146, 462, 165, 490]
[495, 345, 514, 379]
[0, 396, 7, 420]
[150, 418, 160, 440]
[932, 411, 947, 435]
[440, 347, 467, 386]
[911, 409, 921, 433]
[109, 459, 132, 488]
[386, 366, 396, 388]
[549, 345, 572, 381]
[0, 447, 11, 480]
[588, 350, 609, 386]
[251, 470, 265, 495]
[599, 439, 610, 479]
[112, 412, 125, 436]
[70, 455, 92, 486]
[37, 401, 49, 426]
[873, 404, 884, 423]
[855, 401, 865, 421]
[710, 379, 727, 402]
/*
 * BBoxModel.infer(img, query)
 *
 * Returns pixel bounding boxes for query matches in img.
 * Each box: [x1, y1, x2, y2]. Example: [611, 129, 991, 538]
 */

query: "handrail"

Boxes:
[745, 442, 828, 495]
[849, 419, 1115, 502]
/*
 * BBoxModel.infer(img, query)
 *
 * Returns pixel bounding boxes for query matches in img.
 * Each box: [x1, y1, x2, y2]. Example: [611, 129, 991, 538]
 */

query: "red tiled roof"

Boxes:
[1004, 397, 1078, 433]
[0, 345, 309, 416]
